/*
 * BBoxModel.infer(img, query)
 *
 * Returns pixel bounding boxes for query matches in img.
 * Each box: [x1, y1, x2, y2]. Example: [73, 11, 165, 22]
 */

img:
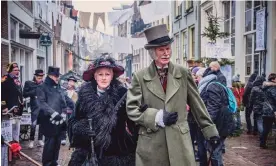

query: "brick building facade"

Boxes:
[1, 1, 9, 75]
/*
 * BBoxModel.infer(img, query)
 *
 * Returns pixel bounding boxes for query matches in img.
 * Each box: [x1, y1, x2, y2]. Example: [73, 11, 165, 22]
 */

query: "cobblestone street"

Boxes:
[12, 131, 276, 166]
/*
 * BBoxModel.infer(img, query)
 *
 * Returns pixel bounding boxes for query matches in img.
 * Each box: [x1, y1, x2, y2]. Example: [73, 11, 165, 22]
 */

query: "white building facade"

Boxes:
[8, 1, 36, 84]
[171, 0, 201, 67]
[7, 0, 64, 83]
[200, 0, 276, 83]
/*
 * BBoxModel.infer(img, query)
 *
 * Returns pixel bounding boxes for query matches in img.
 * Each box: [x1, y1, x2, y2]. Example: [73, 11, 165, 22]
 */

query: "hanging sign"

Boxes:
[40, 33, 52, 46]
[205, 43, 234, 59]
[255, 8, 266, 51]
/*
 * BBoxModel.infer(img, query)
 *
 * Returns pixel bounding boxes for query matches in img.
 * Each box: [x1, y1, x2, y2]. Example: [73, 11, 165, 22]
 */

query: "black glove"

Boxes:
[209, 136, 221, 150]
[50, 112, 64, 125]
[163, 110, 178, 126]
[139, 104, 148, 112]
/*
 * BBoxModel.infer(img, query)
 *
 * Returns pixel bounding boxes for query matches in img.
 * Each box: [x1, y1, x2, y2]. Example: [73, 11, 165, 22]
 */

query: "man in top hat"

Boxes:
[1, 62, 24, 117]
[126, 24, 220, 166]
[23, 69, 45, 148]
[36, 66, 74, 166]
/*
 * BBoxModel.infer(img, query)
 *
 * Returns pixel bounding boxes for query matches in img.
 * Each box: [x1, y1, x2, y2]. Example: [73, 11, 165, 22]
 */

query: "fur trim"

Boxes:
[198, 74, 217, 94]
[77, 82, 126, 151]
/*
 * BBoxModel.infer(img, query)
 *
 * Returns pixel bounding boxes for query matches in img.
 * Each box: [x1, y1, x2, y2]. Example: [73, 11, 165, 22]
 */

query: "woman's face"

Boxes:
[94, 67, 114, 90]
[196, 75, 203, 82]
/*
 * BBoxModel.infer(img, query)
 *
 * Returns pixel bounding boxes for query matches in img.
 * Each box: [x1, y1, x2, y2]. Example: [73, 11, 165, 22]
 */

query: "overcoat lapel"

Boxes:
[143, 62, 165, 101]
[165, 62, 181, 103]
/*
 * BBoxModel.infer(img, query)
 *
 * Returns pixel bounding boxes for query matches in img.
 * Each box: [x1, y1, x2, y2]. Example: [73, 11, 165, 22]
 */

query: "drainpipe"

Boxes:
[262, 1, 268, 77]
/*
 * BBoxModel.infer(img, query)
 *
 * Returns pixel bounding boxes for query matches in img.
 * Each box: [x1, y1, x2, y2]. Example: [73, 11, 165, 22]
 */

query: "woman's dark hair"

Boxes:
[268, 73, 276, 81]
[32, 76, 36, 82]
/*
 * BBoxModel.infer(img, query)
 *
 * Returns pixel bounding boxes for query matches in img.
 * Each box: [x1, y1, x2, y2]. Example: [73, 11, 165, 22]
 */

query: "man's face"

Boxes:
[35, 75, 44, 83]
[154, 45, 171, 67]
[272, 78, 276, 83]
[68, 80, 76, 88]
[10, 67, 20, 77]
[49, 75, 59, 84]
[94, 67, 114, 90]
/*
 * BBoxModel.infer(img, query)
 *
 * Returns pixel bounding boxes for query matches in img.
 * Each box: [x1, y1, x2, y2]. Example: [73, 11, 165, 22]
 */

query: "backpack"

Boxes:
[209, 82, 237, 113]
[206, 82, 236, 137]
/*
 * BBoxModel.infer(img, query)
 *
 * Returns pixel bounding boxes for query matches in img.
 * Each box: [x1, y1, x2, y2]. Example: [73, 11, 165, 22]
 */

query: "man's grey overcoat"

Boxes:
[127, 62, 219, 166]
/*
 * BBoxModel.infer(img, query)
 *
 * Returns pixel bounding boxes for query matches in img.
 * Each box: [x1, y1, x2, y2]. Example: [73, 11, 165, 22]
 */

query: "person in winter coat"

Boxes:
[1, 62, 24, 116]
[197, 67, 229, 166]
[23, 69, 45, 148]
[249, 76, 266, 145]
[68, 57, 138, 166]
[36, 66, 74, 166]
[209, 61, 227, 86]
[126, 25, 220, 166]
[243, 72, 258, 134]
[60, 76, 78, 146]
[261, 73, 276, 148]
[232, 74, 244, 131]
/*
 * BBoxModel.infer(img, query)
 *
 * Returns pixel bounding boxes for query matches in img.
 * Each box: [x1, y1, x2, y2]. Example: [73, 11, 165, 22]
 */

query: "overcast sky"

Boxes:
[73, 1, 134, 35]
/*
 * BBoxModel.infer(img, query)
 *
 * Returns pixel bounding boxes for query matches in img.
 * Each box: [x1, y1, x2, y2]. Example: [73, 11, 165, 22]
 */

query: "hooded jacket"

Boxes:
[243, 73, 258, 107]
[199, 69, 228, 121]
[262, 81, 276, 117]
[249, 76, 266, 115]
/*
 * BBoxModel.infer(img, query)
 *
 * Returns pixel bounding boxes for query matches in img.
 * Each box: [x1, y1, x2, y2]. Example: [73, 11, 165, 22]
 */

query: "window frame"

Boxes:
[223, 0, 236, 57]
[181, 30, 188, 59]
[174, 1, 182, 19]
[189, 26, 195, 59]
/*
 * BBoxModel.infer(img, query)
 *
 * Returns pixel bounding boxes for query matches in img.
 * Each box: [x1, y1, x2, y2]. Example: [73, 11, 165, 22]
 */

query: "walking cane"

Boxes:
[88, 118, 98, 166]
[3, 141, 42, 166]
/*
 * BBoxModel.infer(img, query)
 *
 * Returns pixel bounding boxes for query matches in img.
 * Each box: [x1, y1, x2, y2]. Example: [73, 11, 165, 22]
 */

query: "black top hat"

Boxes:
[34, 69, 45, 76]
[47, 66, 60, 77]
[144, 24, 174, 50]
[83, 57, 124, 81]
[67, 76, 78, 82]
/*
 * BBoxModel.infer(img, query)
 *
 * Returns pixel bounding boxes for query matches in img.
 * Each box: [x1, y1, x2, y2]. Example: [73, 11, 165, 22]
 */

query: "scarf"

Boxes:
[198, 74, 217, 94]
[9, 74, 21, 86]
[156, 65, 168, 92]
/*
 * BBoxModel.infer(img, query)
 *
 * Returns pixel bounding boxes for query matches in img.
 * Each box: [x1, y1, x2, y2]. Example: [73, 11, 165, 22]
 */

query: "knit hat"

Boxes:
[196, 68, 207, 77]
[192, 67, 200, 75]
[232, 74, 240, 82]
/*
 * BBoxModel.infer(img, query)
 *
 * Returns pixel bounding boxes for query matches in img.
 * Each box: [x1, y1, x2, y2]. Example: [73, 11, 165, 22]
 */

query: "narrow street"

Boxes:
[13, 132, 276, 166]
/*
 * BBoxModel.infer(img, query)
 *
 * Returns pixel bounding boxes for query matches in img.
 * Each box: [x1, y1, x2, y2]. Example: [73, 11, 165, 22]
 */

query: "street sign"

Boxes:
[39, 33, 52, 46]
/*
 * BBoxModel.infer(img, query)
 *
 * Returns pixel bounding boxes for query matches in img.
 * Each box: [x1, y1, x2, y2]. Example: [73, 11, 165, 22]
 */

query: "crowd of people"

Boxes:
[1, 24, 276, 166]
[243, 72, 276, 148]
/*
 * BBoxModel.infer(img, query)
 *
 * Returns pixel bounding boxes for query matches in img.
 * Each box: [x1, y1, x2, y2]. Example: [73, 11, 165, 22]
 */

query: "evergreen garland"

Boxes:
[200, 12, 234, 66]
[200, 57, 235, 67]
[201, 12, 230, 44]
